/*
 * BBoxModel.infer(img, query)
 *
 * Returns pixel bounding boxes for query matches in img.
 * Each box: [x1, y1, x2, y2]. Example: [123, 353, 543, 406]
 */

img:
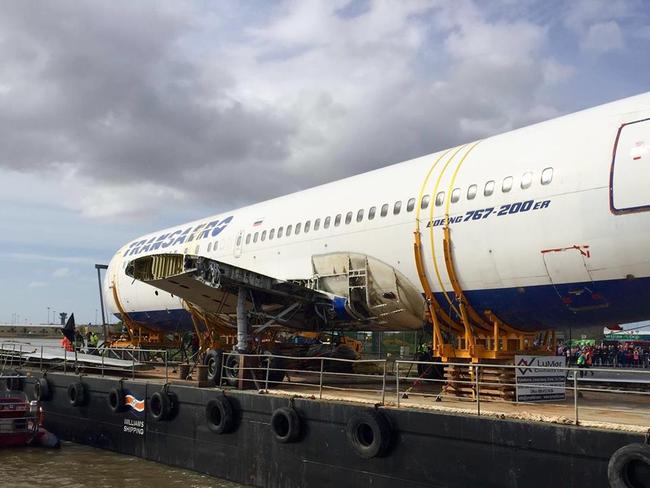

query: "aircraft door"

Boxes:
[233, 230, 244, 258]
[610, 118, 650, 214]
[542, 246, 608, 312]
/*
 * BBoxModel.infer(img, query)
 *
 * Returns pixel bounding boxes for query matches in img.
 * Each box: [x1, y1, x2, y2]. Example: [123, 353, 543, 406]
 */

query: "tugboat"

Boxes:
[0, 375, 59, 448]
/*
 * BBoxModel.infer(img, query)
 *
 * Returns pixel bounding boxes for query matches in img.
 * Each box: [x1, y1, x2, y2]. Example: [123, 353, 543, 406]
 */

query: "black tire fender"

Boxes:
[67, 382, 87, 407]
[270, 406, 301, 443]
[204, 349, 223, 385]
[608, 443, 650, 488]
[205, 396, 235, 434]
[107, 387, 125, 413]
[149, 391, 172, 421]
[35, 378, 51, 401]
[346, 409, 392, 458]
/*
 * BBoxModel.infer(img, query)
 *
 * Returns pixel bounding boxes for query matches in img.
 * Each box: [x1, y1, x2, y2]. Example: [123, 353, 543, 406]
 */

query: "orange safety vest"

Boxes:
[61, 337, 74, 352]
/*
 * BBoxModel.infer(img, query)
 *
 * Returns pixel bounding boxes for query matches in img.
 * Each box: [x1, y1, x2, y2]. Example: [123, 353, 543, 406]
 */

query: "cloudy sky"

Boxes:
[1, 0, 649, 325]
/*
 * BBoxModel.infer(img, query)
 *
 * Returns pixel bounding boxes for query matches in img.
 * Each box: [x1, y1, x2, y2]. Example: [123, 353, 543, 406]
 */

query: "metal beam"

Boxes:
[95, 263, 108, 343]
[236, 287, 249, 352]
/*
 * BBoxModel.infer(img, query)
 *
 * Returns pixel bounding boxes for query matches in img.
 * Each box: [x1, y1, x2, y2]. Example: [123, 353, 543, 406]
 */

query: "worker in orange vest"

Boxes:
[60, 336, 74, 352]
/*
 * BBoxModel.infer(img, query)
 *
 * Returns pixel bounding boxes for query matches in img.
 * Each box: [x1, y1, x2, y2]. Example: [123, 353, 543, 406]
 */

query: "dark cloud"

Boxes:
[0, 1, 296, 201]
[0, 0, 647, 217]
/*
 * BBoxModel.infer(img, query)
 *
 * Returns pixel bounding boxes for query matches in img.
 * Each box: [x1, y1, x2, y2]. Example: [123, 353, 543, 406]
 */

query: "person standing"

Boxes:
[60, 335, 74, 352]
[576, 350, 586, 378]
[89, 331, 99, 351]
[585, 348, 594, 376]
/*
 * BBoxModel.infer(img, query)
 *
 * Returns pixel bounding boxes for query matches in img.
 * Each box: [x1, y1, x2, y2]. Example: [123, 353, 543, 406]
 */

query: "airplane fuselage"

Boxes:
[106, 93, 650, 333]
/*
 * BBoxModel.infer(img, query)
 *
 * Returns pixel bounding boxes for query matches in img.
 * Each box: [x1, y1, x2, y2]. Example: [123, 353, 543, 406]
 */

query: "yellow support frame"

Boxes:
[109, 281, 182, 349]
[412, 149, 556, 363]
[183, 300, 234, 353]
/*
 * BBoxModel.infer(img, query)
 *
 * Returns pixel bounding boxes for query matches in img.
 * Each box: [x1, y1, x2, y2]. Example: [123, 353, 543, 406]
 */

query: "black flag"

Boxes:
[61, 313, 76, 342]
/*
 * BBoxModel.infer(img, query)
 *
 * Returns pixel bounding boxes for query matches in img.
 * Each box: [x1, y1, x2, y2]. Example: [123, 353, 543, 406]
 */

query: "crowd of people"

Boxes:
[559, 343, 650, 369]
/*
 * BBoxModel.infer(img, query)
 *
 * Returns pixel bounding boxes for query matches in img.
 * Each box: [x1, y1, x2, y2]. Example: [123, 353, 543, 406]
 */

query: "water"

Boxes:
[0, 442, 247, 488]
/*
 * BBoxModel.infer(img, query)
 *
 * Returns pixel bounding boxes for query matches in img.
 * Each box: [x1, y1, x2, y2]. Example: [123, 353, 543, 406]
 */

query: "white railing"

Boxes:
[395, 360, 650, 426]
[2, 342, 648, 428]
[220, 352, 650, 427]
[0, 342, 174, 382]
[221, 352, 388, 403]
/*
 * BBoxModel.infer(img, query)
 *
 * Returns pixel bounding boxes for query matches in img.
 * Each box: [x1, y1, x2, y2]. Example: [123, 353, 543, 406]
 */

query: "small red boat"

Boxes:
[0, 377, 59, 448]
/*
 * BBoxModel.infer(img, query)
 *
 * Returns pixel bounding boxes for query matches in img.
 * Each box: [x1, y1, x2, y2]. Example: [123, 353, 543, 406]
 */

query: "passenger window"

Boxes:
[335, 214, 342, 226]
[368, 206, 376, 220]
[521, 172, 532, 189]
[304, 221, 311, 233]
[286, 225, 292, 236]
[295, 223, 302, 234]
[269, 229, 275, 240]
[484, 181, 495, 196]
[324, 216, 331, 229]
[214, 241, 218, 250]
[253, 232, 259, 243]
[207, 243, 212, 252]
[314, 218, 320, 231]
[393, 201, 402, 215]
[451, 188, 461, 203]
[467, 185, 477, 200]
[278, 227, 284, 238]
[380, 204, 389, 217]
[406, 198, 415, 212]
[435, 192, 445, 207]
[261, 230, 267, 241]
[356, 209, 364, 222]
[345, 212, 352, 224]
[236, 234, 242, 246]
[541, 167, 553, 185]
[502, 176, 513, 193]
[246, 234, 251, 245]
[421, 195, 430, 209]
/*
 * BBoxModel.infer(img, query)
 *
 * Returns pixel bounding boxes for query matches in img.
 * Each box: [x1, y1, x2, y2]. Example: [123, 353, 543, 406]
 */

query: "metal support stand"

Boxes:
[319, 358, 325, 399]
[236, 287, 251, 389]
[573, 373, 579, 425]
[475, 365, 481, 416]
[95, 264, 109, 342]
[236, 287, 248, 352]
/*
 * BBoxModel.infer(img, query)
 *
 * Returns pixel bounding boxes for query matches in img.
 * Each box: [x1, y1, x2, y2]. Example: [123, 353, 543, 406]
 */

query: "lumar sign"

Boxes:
[515, 355, 566, 402]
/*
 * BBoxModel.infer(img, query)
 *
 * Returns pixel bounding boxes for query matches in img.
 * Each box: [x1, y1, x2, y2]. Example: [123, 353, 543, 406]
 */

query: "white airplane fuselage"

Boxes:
[105, 93, 650, 333]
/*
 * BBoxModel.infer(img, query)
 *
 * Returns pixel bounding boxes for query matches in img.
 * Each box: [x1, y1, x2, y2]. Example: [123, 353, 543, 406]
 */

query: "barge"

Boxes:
[8, 350, 649, 488]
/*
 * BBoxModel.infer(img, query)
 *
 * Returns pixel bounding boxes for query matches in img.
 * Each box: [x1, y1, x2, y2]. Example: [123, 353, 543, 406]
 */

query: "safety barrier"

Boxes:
[394, 360, 650, 427]
[0, 342, 174, 382]
[1, 341, 647, 428]
[221, 352, 388, 403]
[220, 352, 650, 428]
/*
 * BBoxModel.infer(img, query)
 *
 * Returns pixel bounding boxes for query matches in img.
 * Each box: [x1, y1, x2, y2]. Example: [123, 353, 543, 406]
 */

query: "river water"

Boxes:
[0, 442, 246, 488]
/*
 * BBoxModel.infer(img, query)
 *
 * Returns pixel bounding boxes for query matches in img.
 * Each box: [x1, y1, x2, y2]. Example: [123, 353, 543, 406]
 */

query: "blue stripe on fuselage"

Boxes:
[115, 276, 650, 333]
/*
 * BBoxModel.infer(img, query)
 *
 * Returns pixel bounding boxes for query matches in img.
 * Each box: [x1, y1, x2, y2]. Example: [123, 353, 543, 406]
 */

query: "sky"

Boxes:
[1, 0, 649, 325]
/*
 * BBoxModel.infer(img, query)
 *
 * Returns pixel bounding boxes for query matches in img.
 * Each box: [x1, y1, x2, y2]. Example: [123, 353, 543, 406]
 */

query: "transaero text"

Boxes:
[124, 216, 233, 257]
